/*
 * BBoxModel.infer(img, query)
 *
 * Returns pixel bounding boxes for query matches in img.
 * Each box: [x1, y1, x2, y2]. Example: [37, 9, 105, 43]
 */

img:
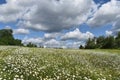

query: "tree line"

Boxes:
[80, 32, 120, 49]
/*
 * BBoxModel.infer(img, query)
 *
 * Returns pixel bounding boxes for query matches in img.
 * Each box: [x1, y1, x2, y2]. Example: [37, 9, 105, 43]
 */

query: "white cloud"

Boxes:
[87, 0, 120, 31]
[13, 28, 29, 35]
[0, 0, 24, 22]
[0, 0, 96, 32]
[112, 16, 120, 32]
[21, 36, 85, 49]
[61, 28, 94, 41]
[22, 37, 44, 45]
[4, 26, 11, 29]
[44, 39, 61, 48]
[22, 37, 63, 48]
[105, 30, 113, 36]
[0, 0, 40, 22]
[44, 32, 61, 39]
[66, 41, 85, 49]
[1, 0, 120, 34]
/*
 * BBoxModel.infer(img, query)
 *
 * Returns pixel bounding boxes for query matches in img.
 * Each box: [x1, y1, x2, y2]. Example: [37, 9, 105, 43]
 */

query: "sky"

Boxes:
[0, 0, 120, 48]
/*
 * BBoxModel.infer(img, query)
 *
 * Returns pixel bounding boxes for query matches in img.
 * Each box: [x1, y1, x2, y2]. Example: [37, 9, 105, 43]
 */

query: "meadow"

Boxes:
[0, 46, 120, 80]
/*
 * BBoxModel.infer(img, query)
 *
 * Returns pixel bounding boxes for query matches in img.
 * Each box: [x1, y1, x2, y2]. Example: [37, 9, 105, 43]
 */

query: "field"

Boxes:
[0, 46, 120, 80]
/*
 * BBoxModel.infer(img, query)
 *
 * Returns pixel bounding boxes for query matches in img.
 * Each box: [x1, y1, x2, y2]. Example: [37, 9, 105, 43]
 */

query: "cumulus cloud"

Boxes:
[105, 30, 113, 36]
[0, 0, 96, 32]
[44, 32, 61, 39]
[87, 0, 120, 32]
[21, 0, 95, 32]
[13, 28, 29, 35]
[65, 41, 85, 49]
[61, 28, 94, 41]
[112, 16, 120, 32]
[1, 0, 119, 33]
[4, 26, 11, 29]
[0, 0, 39, 22]
[44, 39, 61, 48]
[22, 37, 62, 48]
[22, 36, 85, 48]
[22, 37, 44, 46]
[0, 0, 24, 22]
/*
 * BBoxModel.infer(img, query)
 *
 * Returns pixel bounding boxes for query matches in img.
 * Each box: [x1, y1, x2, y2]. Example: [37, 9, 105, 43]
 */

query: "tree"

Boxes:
[0, 29, 14, 45]
[79, 45, 84, 49]
[115, 39, 120, 49]
[102, 36, 115, 49]
[14, 39, 23, 46]
[85, 38, 96, 49]
[115, 32, 120, 49]
[83, 31, 120, 49]
[96, 36, 105, 48]
[116, 31, 120, 39]
[0, 29, 13, 38]
[26, 42, 37, 47]
[0, 29, 22, 46]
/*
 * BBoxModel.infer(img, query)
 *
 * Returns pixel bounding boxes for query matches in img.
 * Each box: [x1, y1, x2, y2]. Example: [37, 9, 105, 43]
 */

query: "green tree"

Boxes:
[0, 29, 22, 46]
[102, 36, 115, 49]
[115, 32, 120, 49]
[14, 39, 23, 46]
[79, 45, 84, 49]
[85, 38, 96, 49]
[84, 32, 120, 49]
[0, 29, 14, 45]
[96, 36, 105, 48]
[26, 42, 37, 47]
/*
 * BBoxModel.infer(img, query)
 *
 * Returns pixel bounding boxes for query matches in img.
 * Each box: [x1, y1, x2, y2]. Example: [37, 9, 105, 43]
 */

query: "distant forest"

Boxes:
[0, 29, 120, 49]
[80, 32, 120, 49]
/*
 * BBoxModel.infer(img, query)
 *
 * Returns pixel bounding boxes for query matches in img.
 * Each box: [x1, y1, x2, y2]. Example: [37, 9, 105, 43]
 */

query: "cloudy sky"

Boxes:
[0, 0, 120, 48]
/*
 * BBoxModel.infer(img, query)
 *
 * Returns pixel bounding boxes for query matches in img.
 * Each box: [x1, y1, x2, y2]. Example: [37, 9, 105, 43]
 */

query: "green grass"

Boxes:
[0, 46, 120, 80]
[95, 49, 120, 54]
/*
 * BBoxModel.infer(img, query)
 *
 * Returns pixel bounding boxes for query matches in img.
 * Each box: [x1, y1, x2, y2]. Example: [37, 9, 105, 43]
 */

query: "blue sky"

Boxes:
[94, 0, 110, 4]
[0, 0, 6, 4]
[0, 0, 120, 48]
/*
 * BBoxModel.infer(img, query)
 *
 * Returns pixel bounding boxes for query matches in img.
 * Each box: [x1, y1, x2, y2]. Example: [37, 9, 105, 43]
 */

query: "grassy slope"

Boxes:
[0, 46, 120, 80]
